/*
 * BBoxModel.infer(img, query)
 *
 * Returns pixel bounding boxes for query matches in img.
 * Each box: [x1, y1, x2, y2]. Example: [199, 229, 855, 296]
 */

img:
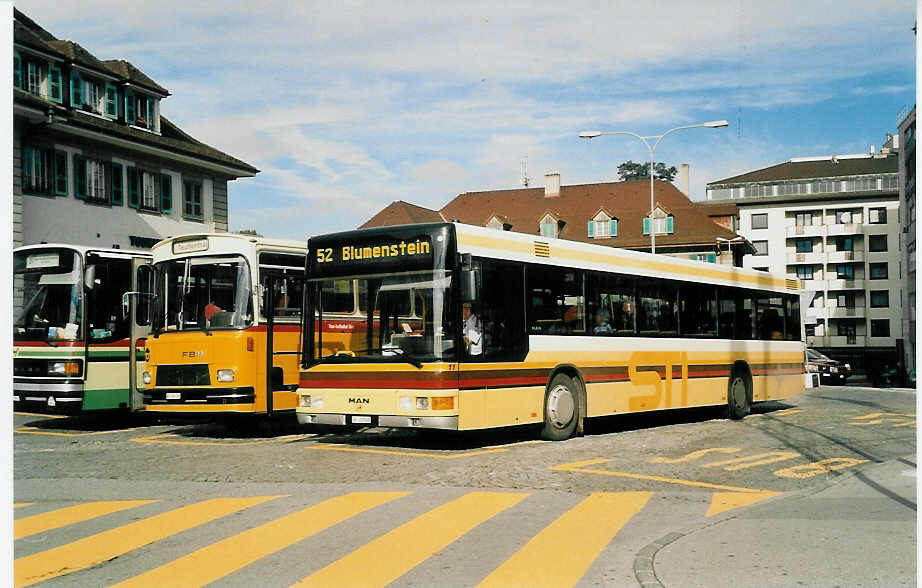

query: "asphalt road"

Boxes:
[13, 384, 916, 587]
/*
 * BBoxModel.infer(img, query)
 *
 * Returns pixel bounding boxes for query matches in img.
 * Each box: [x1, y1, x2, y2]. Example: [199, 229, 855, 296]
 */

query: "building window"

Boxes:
[836, 237, 853, 252]
[48, 65, 63, 103]
[870, 319, 890, 338]
[141, 172, 157, 210]
[13, 52, 21, 88]
[795, 239, 813, 253]
[74, 156, 109, 204]
[805, 323, 816, 337]
[868, 207, 887, 224]
[752, 267, 768, 272]
[795, 211, 813, 226]
[835, 210, 853, 224]
[21, 145, 53, 195]
[588, 212, 616, 238]
[753, 240, 768, 256]
[183, 180, 203, 218]
[868, 235, 888, 252]
[795, 266, 814, 280]
[539, 215, 558, 238]
[127, 168, 166, 212]
[837, 293, 855, 308]
[54, 150, 67, 195]
[83, 79, 102, 114]
[870, 290, 889, 308]
[836, 264, 854, 280]
[105, 83, 118, 118]
[751, 213, 768, 229]
[26, 60, 45, 96]
[869, 263, 888, 280]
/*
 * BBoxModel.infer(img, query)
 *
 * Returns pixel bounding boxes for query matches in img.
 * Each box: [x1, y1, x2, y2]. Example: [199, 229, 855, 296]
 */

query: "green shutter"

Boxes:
[105, 84, 118, 118]
[707, 254, 717, 263]
[642, 217, 650, 235]
[14, 52, 21, 88]
[22, 146, 33, 189]
[127, 167, 139, 208]
[611, 219, 617, 236]
[160, 173, 172, 213]
[74, 155, 87, 199]
[587, 220, 595, 238]
[666, 216, 674, 233]
[70, 71, 83, 107]
[54, 151, 68, 195]
[110, 163, 123, 205]
[49, 65, 63, 103]
[125, 91, 135, 124]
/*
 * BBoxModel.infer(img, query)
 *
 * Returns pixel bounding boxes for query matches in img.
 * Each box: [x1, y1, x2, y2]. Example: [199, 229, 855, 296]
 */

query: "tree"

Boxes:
[616, 160, 678, 182]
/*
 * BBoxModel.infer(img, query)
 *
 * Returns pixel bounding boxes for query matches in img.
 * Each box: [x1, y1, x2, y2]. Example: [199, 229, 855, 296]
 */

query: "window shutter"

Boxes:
[146, 98, 153, 129]
[127, 167, 140, 208]
[14, 52, 21, 88]
[666, 216, 674, 233]
[125, 91, 135, 124]
[70, 71, 83, 107]
[610, 219, 617, 236]
[74, 155, 87, 199]
[707, 253, 717, 263]
[587, 220, 595, 238]
[22, 146, 33, 188]
[105, 84, 118, 118]
[642, 217, 650, 235]
[111, 163, 123, 205]
[160, 173, 172, 213]
[48, 65, 63, 103]
[54, 151, 68, 195]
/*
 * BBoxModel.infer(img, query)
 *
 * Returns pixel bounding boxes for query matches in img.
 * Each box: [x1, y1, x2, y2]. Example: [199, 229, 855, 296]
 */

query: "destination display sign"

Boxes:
[308, 224, 453, 277]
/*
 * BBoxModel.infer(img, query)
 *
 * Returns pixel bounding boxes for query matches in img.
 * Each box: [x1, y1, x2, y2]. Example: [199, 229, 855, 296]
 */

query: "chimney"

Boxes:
[870, 145, 876, 155]
[544, 173, 560, 198]
[680, 164, 690, 196]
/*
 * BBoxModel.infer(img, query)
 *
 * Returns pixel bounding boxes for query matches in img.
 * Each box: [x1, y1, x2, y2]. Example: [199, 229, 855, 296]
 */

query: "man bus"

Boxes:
[14, 244, 151, 414]
[296, 222, 805, 440]
[140, 234, 306, 416]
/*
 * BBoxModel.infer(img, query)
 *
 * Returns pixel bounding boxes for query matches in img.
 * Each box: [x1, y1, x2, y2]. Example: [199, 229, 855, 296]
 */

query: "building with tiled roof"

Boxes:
[362, 173, 753, 266]
[359, 200, 445, 229]
[706, 144, 902, 380]
[13, 8, 258, 250]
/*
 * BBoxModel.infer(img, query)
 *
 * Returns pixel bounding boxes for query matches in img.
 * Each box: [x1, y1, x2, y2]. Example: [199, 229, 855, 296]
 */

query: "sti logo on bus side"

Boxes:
[181, 351, 205, 358]
[348, 398, 370, 404]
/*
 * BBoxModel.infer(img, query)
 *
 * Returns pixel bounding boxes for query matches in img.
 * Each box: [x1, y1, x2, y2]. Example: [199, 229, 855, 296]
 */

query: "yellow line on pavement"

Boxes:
[477, 492, 652, 587]
[308, 445, 509, 459]
[14, 495, 282, 587]
[130, 433, 310, 446]
[293, 491, 529, 587]
[14, 503, 33, 508]
[15, 426, 146, 437]
[15, 500, 156, 539]
[112, 492, 409, 588]
[550, 459, 770, 493]
[773, 409, 804, 416]
[14, 412, 68, 419]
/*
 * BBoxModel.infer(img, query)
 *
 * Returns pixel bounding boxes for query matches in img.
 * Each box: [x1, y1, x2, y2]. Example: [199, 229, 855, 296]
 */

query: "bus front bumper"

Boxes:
[143, 387, 256, 406]
[297, 412, 459, 430]
[14, 381, 84, 413]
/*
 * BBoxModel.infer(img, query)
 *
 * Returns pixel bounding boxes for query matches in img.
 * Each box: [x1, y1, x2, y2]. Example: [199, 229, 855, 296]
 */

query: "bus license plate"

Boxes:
[166, 392, 181, 400]
[351, 415, 372, 424]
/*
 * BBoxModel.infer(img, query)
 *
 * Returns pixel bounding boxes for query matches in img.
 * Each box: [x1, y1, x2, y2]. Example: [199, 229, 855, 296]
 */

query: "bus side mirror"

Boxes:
[460, 269, 477, 302]
[84, 264, 96, 291]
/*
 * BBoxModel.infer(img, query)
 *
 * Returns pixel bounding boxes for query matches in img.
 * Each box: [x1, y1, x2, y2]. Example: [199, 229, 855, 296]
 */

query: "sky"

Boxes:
[18, 1, 917, 240]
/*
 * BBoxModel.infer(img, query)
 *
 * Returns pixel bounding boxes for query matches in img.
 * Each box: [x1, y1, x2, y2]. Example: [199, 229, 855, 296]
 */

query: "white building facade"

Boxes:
[707, 149, 903, 380]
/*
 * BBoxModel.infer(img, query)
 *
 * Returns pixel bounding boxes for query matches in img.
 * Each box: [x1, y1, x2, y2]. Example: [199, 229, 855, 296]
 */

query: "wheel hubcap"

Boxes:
[547, 384, 575, 428]
[730, 378, 746, 409]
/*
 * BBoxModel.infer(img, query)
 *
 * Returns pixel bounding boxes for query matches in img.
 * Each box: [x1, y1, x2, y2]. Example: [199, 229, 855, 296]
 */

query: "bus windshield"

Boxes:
[14, 249, 82, 341]
[314, 270, 455, 363]
[155, 255, 253, 331]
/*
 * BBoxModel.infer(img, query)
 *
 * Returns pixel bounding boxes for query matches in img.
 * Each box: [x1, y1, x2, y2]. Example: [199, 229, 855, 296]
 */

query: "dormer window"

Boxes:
[486, 216, 503, 230]
[127, 92, 158, 131]
[588, 210, 618, 238]
[539, 213, 558, 238]
[82, 79, 102, 114]
[642, 207, 674, 235]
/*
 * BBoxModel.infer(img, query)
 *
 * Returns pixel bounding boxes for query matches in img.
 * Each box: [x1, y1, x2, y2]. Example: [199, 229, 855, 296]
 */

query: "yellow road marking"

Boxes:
[14, 503, 33, 508]
[849, 412, 915, 426]
[550, 459, 770, 493]
[15, 500, 156, 539]
[774, 409, 804, 416]
[774, 458, 869, 479]
[701, 451, 800, 471]
[293, 491, 528, 587]
[308, 445, 509, 459]
[15, 426, 147, 437]
[476, 492, 652, 588]
[14, 495, 281, 587]
[706, 491, 781, 517]
[648, 447, 739, 464]
[14, 412, 68, 419]
[112, 492, 409, 588]
[130, 433, 311, 446]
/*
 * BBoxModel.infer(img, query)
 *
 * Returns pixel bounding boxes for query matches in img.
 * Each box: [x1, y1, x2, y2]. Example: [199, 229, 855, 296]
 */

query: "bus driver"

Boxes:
[462, 302, 483, 356]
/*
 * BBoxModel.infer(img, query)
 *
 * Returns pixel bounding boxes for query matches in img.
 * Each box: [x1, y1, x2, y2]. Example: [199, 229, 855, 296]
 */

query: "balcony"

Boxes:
[808, 335, 863, 347]
[786, 225, 826, 238]
[827, 222, 863, 236]
[805, 306, 828, 320]
[799, 279, 824, 291]
[786, 252, 825, 264]
[828, 306, 866, 319]
[826, 250, 864, 263]
[826, 279, 864, 290]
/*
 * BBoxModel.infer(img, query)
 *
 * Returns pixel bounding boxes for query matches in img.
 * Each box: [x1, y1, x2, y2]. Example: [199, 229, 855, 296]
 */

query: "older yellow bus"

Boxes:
[296, 223, 805, 440]
[141, 234, 306, 415]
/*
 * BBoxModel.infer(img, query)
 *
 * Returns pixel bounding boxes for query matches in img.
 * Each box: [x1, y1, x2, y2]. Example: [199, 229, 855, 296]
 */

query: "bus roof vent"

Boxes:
[534, 241, 551, 257]
[786, 278, 800, 290]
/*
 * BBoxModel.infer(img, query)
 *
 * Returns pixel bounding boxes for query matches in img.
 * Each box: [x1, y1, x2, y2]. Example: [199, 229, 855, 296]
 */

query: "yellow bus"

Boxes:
[296, 222, 805, 440]
[141, 234, 306, 415]
[14, 244, 152, 414]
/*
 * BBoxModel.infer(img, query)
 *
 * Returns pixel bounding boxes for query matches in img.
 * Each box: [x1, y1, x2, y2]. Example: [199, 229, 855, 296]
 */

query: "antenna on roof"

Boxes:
[522, 156, 531, 187]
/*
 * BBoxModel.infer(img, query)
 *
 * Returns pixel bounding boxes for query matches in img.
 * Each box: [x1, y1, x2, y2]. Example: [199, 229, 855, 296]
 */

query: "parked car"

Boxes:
[806, 348, 850, 385]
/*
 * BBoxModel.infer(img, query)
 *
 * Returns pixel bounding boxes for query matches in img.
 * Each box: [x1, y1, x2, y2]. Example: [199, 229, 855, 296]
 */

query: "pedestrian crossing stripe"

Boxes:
[15, 500, 156, 539]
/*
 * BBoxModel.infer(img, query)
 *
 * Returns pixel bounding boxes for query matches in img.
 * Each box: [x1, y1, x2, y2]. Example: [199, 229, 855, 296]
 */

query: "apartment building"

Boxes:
[897, 107, 916, 381]
[707, 146, 902, 377]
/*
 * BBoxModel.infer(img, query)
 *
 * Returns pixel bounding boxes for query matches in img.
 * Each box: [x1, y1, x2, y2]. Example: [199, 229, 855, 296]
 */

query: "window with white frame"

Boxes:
[835, 210, 854, 224]
[486, 217, 503, 230]
[183, 180, 203, 219]
[539, 214, 558, 238]
[751, 213, 768, 229]
[21, 145, 53, 194]
[868, 207, 887, 224]
[588, 211, 616, 238]
[86, 159, 106, 202]
[141, 172, 157, 210]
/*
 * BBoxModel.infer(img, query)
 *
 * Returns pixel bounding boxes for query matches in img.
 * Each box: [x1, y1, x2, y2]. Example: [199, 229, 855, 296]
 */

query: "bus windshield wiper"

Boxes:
[384, 347, 423, 369]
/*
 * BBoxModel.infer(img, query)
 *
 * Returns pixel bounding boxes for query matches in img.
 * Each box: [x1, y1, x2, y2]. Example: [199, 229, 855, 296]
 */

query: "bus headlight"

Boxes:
[300, 395, 322, 408]
[415, 396, 454, 410]
[216, 369, 235, 383]
[416, 397, 430, 410]
[299, 395, 311, 407]
[49, 361, 80, 376]
[142, 371, 152, 384]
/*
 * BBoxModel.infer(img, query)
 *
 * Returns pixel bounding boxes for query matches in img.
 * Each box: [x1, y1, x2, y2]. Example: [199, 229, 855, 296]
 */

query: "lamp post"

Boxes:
[579, 120, 728, 254]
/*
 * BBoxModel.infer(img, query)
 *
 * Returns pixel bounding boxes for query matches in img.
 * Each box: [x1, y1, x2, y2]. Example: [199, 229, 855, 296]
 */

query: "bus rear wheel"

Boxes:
[541, 374, 578, 441]
[727, 370, 751, 420]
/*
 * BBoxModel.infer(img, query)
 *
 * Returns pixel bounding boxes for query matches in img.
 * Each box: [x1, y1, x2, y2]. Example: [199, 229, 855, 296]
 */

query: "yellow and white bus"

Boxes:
[14, 244, 152, 414]
[141, 234, 306, 415]
[296, 222, 805, 440]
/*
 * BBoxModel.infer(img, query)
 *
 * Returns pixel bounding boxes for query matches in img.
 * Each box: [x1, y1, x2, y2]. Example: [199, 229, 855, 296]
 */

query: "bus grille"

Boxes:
[156, 364, 211, 386]
[534, 241, 551, 257]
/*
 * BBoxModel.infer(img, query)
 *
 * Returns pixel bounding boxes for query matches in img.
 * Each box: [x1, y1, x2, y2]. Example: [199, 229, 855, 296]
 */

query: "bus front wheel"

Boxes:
[541, 373, 578, 441]
[727, 370, 751, 420]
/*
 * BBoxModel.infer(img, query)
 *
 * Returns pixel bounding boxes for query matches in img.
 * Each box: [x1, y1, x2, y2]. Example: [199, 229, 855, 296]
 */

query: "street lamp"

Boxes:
[579, 120, 728, 254]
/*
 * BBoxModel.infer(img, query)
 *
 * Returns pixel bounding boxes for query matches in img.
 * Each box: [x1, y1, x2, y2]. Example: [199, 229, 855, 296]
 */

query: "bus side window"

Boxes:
[474, 260, 526, 361]
[637, 278, 677, 336]
[526, 265, 584, 336]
